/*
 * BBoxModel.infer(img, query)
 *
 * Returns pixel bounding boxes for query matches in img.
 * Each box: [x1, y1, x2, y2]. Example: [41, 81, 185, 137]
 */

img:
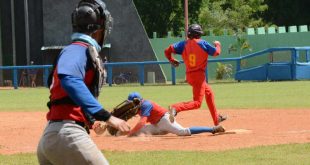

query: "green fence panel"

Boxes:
[247, 28, 255, 35]
[288, 26, 297, 32]
[257, 27, 266, 35]
[267, 27, 276, 34]
[278, 26, 286, 33]
[153, 32, 157, 39]
[299, 25, 308, 32]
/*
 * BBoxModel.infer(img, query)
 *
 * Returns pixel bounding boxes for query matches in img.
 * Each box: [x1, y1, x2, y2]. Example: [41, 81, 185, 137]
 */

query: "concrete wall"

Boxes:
[42, 0, 166, 83]
[42, 0, 79, 46]
[103, 0, 165, 82]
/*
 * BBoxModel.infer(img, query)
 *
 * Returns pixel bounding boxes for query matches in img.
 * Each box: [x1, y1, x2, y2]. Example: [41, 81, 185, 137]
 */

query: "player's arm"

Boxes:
[164, 41, 185, 67]
[200, 40, 221, 57]
[59, 74, 111, 121]
[57, 50, 111, 121]
[164, 45, 176, 61]
[127, 100, 153, 136]
[213, 41, 221, 56]
[127, 116, 147, 136]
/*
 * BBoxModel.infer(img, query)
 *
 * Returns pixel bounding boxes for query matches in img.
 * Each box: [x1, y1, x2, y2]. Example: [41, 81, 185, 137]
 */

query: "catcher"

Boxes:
[98, 92, 225, 137]
[37, 1, 129, 165]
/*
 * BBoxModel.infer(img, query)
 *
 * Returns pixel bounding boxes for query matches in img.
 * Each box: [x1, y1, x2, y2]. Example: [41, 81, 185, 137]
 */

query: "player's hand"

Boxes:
[106, 116, 130, 134]
[93, 121, 107, 135]
[213, 41, 221, 46]
[170, 59, 180, 67]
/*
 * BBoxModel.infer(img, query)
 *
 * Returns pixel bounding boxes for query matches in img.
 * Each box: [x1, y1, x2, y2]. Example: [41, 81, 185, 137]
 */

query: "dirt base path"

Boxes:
[0, 109, 310, 155]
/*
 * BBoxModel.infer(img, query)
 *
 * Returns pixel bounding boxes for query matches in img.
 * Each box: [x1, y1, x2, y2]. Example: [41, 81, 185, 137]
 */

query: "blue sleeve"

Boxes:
[57, 48, 87, 79]
[59, 74, 103, 115]
[140, 100, 153, 117]
[173, 41, 186, 55]
[198, 40, 217, 56]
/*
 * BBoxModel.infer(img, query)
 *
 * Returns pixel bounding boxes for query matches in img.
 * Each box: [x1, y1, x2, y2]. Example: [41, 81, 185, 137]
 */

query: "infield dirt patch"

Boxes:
[0, 109, 309, 154]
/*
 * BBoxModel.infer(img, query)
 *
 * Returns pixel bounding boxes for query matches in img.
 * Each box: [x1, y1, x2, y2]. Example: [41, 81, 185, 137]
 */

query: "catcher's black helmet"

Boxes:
[187, 24, 204, 38]
[72, 0, 112, 41]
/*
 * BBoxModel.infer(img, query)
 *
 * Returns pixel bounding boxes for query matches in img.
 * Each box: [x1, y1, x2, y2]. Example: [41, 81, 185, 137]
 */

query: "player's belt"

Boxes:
[49, 120, 90, 134]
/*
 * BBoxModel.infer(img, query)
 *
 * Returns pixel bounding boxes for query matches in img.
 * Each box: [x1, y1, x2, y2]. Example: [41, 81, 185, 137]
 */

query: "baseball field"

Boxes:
[0, 81, 310, 165]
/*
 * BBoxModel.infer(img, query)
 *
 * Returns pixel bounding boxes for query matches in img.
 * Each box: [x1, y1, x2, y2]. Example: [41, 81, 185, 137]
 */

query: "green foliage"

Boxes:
[215, 62, 233, 80]
[263, 0, 310, 26]
[133, 0, 204, 37]
[228, 31, 252, 56]
[134, 0, 309, 37]
[133, 0, 182, 37]
[198, 0, 268, 34]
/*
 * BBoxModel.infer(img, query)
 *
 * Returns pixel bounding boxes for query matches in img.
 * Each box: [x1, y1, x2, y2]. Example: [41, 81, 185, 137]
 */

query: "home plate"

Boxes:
[220, 129, 252, 134]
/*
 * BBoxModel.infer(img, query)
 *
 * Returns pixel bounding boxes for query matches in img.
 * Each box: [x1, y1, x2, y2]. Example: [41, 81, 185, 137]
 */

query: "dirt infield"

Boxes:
[0, 109, 310, 155]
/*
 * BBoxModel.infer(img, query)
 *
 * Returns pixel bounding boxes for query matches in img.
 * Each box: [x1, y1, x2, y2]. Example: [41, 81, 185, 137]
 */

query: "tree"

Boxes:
[198, 0, 268, 35]
[263, 0, 310, 26]
[133, 0, 204, 37]
[133, 0, 183, 37]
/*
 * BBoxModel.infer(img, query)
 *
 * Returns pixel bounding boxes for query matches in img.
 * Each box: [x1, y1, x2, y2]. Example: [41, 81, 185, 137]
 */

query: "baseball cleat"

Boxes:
[212, 125, 226, 134]
[218, 114, 227, 123]
[168, 106, 176, 123]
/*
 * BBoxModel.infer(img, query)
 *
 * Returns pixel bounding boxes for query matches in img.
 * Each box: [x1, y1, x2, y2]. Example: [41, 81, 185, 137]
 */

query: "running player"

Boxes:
[164, 24, 227, 126]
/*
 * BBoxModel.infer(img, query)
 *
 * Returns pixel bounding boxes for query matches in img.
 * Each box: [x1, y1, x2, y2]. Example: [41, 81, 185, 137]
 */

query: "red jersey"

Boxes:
[47, 42, 97, 123]
[139, 100, 167, 124]
[164, 38, 221, 73]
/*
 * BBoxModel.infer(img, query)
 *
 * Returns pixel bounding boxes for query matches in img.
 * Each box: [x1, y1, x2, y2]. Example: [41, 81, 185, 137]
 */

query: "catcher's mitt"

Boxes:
[107, 99, 140, 136]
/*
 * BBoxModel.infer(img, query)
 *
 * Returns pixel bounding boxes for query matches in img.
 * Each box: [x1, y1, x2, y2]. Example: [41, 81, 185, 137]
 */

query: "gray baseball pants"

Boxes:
[37, 120, 109, 165]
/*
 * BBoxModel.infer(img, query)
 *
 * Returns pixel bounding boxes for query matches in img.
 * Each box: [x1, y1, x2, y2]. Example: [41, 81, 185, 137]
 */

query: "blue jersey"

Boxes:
[139, 100, 166, 124]
[47, 42, 103, 122]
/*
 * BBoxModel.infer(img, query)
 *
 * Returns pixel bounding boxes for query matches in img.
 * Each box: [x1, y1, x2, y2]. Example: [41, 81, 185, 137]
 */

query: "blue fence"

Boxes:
[1, 47, 310, 89]
[105, 61, 182, 86]
[234, 47, 310, 81]
[0, 65, 51, 89]
[0, 62, 181, 89]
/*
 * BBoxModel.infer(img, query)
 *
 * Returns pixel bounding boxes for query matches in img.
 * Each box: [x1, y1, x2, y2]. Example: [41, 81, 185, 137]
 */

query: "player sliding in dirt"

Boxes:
[125, 92, 225, 137]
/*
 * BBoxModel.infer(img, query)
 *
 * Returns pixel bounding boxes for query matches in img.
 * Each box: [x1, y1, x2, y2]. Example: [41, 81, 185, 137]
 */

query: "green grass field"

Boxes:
[1, 81, 310, 111]
[0, 81, 310, 164]
[1, 143, 310, 165]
